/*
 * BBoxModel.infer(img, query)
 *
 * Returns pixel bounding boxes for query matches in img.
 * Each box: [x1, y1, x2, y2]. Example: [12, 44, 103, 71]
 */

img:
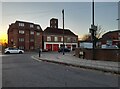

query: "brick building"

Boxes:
[43, 18, 78, 51]
[98, 30, 120, 48]
[8, 21, 43, 51]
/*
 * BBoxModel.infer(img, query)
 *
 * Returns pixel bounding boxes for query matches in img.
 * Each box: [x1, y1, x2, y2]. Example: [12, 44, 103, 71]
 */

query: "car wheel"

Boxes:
[19, 51, 23, 54]
[6, 51, 10, 54]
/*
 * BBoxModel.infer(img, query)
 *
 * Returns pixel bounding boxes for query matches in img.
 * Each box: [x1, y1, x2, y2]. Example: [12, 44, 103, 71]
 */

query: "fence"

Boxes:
[75, 48, 120, 62]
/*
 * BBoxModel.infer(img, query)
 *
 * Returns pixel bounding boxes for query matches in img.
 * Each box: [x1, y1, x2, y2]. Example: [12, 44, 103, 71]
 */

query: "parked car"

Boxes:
[4, 47, 24, 54]
[101, 45, 119, 49]
[58, 48, 71, 52]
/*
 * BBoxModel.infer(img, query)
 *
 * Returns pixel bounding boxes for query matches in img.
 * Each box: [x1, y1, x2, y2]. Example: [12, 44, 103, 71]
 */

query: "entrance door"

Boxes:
[46, 44, 52, 51]
[53, 44, 59, 51]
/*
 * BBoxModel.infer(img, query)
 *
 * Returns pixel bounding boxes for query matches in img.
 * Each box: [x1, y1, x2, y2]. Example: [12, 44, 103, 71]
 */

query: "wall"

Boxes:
[75, 48, 120, 62]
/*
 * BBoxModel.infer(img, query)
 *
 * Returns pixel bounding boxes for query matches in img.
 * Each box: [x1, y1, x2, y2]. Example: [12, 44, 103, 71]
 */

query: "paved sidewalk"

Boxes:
[34, 52, 120, 74]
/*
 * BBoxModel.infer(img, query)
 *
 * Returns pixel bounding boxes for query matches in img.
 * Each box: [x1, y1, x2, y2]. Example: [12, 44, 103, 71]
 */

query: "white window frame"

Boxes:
[30, 31, 34, 35]
[119, 32, 120, 36]
[61, 37, 63, 42]
[67, 37, 71, 42]
[47, 36, 51, 41]
[118, 37, 120, 40]
[30, 24, 34, 28]
[73, 38, 77, 42]
[19, 23, 24, 27]
[37, 32, 40, 36]
[19, 38, 24, 42]
[37, 26, 40, 29]
[54, 37, 58, 41]
[30, 39, 34, 42]
[19, 30, 24, 34]
[19, 46, 24, 49]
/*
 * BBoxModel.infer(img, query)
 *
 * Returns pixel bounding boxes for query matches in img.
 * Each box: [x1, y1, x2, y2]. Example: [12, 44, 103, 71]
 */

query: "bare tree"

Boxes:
[81, 25, 105, 41]
[96, 25, 105, 39]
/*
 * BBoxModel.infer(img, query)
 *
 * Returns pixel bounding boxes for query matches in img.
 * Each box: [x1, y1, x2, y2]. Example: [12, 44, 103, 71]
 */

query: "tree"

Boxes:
[95, 25, 105, 39]
[81, 25, 105, 41]
[81, 34, 91, 41]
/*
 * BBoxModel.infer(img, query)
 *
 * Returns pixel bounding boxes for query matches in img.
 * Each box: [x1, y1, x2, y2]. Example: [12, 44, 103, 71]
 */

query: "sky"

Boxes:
[0, 0, 119, 43]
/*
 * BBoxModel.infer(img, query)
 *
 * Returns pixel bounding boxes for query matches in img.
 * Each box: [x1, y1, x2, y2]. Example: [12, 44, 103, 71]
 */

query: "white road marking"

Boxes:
[31, 56, 41, 62]
[0, 55, 11, 57]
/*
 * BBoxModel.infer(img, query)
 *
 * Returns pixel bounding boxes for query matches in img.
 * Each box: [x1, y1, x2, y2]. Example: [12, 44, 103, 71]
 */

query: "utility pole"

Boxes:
[89, 0, 97, 60]
[92, 0, 94, 26]
[62, 9, 65, 55]
[116, 1, 119, 30]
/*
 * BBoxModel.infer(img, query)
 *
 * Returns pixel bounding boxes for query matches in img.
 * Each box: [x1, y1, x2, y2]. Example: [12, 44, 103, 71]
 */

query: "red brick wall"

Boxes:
[75, 48, 120, 62]
[8, 21, 43, 51]
[34, 32, 43, 49]
[25, 30, 29, 50]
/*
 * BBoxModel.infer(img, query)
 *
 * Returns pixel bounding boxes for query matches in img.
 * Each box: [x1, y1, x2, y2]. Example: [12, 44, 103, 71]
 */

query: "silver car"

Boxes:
[4, 47, 24, 54]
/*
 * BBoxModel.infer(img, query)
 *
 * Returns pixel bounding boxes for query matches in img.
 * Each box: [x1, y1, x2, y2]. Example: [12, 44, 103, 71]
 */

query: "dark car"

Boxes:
[58, 48, 71, 52]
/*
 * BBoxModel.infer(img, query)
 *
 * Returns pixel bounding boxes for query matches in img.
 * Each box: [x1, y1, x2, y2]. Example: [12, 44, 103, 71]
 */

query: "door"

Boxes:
[46, 44, 52, 51]
[53, 44, 59, 51]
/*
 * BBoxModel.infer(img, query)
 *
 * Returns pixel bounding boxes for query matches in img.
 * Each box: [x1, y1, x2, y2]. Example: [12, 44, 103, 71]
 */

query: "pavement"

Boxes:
[33, 51, 120, 74]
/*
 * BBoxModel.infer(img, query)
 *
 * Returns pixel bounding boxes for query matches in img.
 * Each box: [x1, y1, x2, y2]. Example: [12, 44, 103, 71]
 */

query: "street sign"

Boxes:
[91, 25, 97, 31]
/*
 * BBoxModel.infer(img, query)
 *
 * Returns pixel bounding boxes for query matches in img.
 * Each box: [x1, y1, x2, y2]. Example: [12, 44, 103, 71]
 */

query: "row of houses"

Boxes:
[98, 30, 120, 48]
[8, 18, 78, 51]
[79, 30, 120, 49]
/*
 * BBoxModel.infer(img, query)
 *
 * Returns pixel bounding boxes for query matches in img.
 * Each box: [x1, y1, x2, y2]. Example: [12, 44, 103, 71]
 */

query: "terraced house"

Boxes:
[43, 18, 78, 51]
[8, 21, 43, 51]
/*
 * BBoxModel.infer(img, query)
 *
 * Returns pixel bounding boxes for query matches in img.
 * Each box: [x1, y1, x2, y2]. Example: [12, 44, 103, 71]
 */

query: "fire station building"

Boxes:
[43, 18, 78, 51]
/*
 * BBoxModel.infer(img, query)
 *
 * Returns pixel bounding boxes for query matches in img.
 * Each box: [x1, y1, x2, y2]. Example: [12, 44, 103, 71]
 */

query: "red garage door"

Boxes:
[46, 44, 52, 51]
[53, 44, 59, 51]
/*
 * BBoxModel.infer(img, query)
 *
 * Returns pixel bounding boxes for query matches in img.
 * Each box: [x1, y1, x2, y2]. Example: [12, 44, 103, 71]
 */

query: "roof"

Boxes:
[16, 20, 34, 25]
[102, 30, 120, 36]
[15, 20, 41, 26]
[8, 20, 43, 32]
[44, 27, 78, 37]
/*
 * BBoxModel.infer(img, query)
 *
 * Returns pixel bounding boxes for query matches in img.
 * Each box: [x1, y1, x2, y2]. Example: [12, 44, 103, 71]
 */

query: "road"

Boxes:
[2, 52, 119, 87]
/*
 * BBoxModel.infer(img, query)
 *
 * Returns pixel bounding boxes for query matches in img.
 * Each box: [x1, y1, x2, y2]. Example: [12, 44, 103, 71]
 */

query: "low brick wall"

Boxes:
[75, 48, 120, 62]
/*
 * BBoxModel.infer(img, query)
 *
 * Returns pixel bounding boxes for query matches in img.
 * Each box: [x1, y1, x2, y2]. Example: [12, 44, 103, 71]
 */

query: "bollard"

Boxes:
[39, 49, 41, 57]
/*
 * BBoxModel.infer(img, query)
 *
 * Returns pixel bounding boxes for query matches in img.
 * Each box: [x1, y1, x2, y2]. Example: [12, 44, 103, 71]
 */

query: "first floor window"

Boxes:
[19, 30, 24, 34]
[47, 36, 51, 41]
[67, 37, 71, 42]
[30, 31, 34, 35]
[19, 38, 24, 42]
[30, 39, 34, 42]
[118, 37, 120, 40]
[19, 46, 24, 49]
[72, 38, 77, 42]
[37, 32, 40, 36]
[61, 37, 63, 42]
[30, 24, 34, 28]
[54, 37, 58, 41]
[37, 26, 40, 29]
[119, 32, 120, 36]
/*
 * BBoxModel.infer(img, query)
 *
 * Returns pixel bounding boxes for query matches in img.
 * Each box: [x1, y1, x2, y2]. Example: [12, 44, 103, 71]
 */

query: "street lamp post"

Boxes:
[117, 18, 120, 30]
[89, 0, 97, 60]
[62, 9, 65, 55]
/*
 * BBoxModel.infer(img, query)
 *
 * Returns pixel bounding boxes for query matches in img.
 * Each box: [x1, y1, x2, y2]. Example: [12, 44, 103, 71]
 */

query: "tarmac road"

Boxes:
[2, 52, 119, 87]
